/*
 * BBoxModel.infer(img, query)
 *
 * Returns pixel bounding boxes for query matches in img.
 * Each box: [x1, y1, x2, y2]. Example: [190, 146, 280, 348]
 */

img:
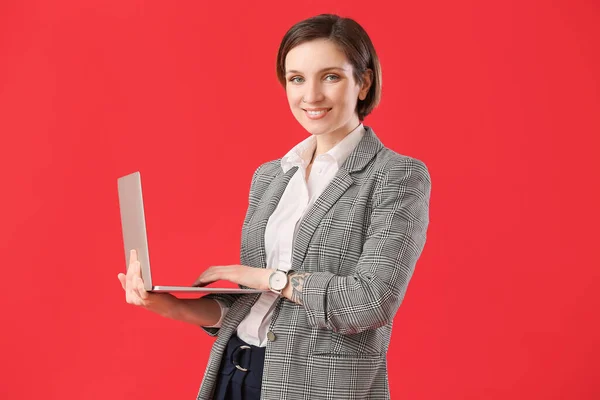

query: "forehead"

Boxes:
[285, 39, 350, 73]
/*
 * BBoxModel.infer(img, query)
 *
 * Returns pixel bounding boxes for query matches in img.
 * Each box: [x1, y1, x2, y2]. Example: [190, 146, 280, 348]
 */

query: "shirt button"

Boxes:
[267, 331, 277, 342]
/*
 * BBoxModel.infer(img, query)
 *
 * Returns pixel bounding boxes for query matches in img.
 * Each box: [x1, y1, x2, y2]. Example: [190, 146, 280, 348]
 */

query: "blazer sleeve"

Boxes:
[200, 164, 265, 337]
[300, 158, 431, 335]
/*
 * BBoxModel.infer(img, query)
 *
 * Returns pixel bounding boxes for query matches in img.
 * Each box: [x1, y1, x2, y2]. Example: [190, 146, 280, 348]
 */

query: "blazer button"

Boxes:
[267, 331, 276, 342]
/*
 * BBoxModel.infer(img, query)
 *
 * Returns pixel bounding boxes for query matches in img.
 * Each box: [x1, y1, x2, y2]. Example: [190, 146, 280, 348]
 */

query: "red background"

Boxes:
[1, 1, 598, 399]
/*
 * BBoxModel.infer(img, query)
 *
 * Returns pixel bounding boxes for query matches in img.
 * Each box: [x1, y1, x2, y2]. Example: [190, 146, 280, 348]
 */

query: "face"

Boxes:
[284, 39, 371, 140]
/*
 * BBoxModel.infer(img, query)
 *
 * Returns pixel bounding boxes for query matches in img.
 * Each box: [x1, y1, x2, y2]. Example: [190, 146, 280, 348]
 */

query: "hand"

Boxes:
[117, 249, 179, 318]
[192, 264, 272, 291]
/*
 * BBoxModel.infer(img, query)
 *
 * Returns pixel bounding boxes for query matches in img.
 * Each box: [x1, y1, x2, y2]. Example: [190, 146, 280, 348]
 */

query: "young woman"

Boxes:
[118, 14, 431, 400]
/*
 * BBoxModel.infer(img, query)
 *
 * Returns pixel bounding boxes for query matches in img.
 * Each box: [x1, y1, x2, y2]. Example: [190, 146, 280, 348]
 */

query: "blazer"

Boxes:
[196, 126, 431, 400]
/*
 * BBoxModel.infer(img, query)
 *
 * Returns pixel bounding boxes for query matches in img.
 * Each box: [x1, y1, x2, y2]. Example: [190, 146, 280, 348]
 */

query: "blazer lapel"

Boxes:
[291, 170, 353, 270]
[291, 126, 384, 270]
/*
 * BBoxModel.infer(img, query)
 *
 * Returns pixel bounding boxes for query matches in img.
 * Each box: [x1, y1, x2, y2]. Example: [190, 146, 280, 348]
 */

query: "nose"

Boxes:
[301, 80, 325, 104]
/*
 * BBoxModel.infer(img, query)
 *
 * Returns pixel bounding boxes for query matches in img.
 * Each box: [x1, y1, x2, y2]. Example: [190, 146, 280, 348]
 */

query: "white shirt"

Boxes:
[208, 124, 366, 347]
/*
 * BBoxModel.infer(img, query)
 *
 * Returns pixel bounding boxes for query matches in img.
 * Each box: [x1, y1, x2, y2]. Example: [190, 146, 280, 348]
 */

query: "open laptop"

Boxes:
[117, 171, 266, 294]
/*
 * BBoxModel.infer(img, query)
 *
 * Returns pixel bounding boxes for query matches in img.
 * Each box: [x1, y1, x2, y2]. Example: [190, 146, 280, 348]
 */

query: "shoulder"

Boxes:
[253, 159, 282, 178]
[249, 159, 283, 187]
[362, 148, 431, 211]
[369, 147, 431, 188]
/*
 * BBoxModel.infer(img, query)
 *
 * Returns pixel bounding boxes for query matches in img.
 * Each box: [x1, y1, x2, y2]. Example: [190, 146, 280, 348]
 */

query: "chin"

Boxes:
[300, 125, 330, 136]
[297, 119, 335, 136]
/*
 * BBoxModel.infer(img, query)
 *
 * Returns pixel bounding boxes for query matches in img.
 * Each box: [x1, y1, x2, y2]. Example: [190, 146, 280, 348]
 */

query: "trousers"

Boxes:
[213, 334, 266, 400]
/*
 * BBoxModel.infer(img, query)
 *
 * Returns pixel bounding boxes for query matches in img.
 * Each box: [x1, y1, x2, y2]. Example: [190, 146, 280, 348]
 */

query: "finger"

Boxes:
[128, 260, 142, 280]
[125, 264, 135, 295]
[125, 285, 132, 304]
[193, 274, 218, 287]
[193, 268, 220, 287]
[129, 249, 138, 264]
[126, 259, 136, 280]
[125, 274, 136, 303]
[132, 277, 143, 299]
[122, 268, 132, 302]
[192, 276, 207, 287]
[125, 271, 138, 303]
[118, 273, 126, 290]
[132, 277, 148, 301]
[134, 260, 143, 278]
[129, 286, 140, 305]
[127, 262, 144, 302]
[192, 279, 208, 287]
[192, 268, 209, 287]
[136, 277, 149, 300]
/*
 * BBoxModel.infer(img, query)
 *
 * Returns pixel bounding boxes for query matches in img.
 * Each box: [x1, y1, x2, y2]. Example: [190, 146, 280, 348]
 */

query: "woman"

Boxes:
[118, 14, 431, 400]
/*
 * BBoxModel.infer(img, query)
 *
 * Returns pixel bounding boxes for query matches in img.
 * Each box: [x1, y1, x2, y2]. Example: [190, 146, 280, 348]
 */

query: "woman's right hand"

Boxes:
[117, 249, 179, 319]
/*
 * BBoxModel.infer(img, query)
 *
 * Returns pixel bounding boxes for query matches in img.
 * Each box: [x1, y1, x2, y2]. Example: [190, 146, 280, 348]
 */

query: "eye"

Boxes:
[289, 76, 304, 84]
[324, 74, 340, 81]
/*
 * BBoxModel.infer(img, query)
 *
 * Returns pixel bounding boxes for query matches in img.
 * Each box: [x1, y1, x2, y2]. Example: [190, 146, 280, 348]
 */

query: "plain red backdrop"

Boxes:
[0, 1, 598, 399]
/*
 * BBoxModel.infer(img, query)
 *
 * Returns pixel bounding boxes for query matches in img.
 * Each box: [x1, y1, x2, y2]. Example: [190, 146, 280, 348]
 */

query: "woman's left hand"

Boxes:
[192, 265, 272, 291]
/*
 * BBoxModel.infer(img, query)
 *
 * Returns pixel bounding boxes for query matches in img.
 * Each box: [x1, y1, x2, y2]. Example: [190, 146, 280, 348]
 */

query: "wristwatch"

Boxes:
[268, 269, 289, 295]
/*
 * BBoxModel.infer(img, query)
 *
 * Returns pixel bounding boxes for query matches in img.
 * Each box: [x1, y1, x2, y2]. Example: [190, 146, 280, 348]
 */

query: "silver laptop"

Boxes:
[117, 171, 266, 294]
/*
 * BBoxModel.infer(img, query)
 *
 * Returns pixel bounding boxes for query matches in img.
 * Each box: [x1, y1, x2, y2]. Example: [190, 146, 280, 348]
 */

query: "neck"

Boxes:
[314, 120, 361, 156]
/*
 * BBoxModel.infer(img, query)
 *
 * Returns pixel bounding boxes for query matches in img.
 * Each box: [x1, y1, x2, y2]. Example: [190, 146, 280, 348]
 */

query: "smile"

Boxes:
[303, 108, 332, 120]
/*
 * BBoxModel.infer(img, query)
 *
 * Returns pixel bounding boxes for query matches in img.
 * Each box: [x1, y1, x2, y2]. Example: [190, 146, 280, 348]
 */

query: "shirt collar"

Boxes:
[281, 124, 366, 173]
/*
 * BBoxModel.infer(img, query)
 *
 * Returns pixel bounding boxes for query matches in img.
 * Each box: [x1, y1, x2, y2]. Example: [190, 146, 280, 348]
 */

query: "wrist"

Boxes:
[263, 268, 273, 291]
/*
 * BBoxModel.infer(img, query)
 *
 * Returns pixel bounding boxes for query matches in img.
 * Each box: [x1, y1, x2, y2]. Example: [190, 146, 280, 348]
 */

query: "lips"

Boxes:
[303, 108, 332, 120]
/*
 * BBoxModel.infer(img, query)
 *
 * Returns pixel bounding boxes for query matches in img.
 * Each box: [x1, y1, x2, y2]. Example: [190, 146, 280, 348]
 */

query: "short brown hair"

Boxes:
[276, 14, 382, 121]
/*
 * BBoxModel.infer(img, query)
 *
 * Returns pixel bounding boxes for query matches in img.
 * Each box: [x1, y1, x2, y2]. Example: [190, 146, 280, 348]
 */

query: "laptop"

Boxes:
[117, 171, 266, 294]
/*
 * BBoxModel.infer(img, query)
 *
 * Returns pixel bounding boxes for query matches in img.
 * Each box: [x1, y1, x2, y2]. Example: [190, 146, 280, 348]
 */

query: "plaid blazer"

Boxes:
[196, 126, 431, 399]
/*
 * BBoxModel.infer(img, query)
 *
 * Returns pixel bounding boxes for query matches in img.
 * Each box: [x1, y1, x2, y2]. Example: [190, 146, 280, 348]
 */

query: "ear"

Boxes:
[358, 69, 373, 101]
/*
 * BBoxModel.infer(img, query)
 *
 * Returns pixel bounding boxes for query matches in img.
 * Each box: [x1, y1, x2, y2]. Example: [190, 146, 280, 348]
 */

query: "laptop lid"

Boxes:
[117, 171, 154, 291]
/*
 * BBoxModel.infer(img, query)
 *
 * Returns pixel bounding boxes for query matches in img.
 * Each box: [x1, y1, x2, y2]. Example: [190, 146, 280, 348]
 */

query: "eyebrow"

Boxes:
[285, 67, 348, 74]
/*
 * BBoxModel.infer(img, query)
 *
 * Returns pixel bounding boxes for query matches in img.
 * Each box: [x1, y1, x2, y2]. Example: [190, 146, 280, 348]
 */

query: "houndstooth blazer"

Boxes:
[196, 126, 431, 400]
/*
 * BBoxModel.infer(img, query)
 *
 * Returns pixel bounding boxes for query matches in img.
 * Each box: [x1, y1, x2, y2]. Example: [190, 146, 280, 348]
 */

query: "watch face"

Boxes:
[269, 271, 287, 291]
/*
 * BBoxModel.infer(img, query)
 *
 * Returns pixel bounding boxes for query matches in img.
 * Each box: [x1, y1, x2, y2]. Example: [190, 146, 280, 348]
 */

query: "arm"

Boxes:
[282, 159, 431, 335]
[169, 297, 223, 326]
[198, 294, 234, 336]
